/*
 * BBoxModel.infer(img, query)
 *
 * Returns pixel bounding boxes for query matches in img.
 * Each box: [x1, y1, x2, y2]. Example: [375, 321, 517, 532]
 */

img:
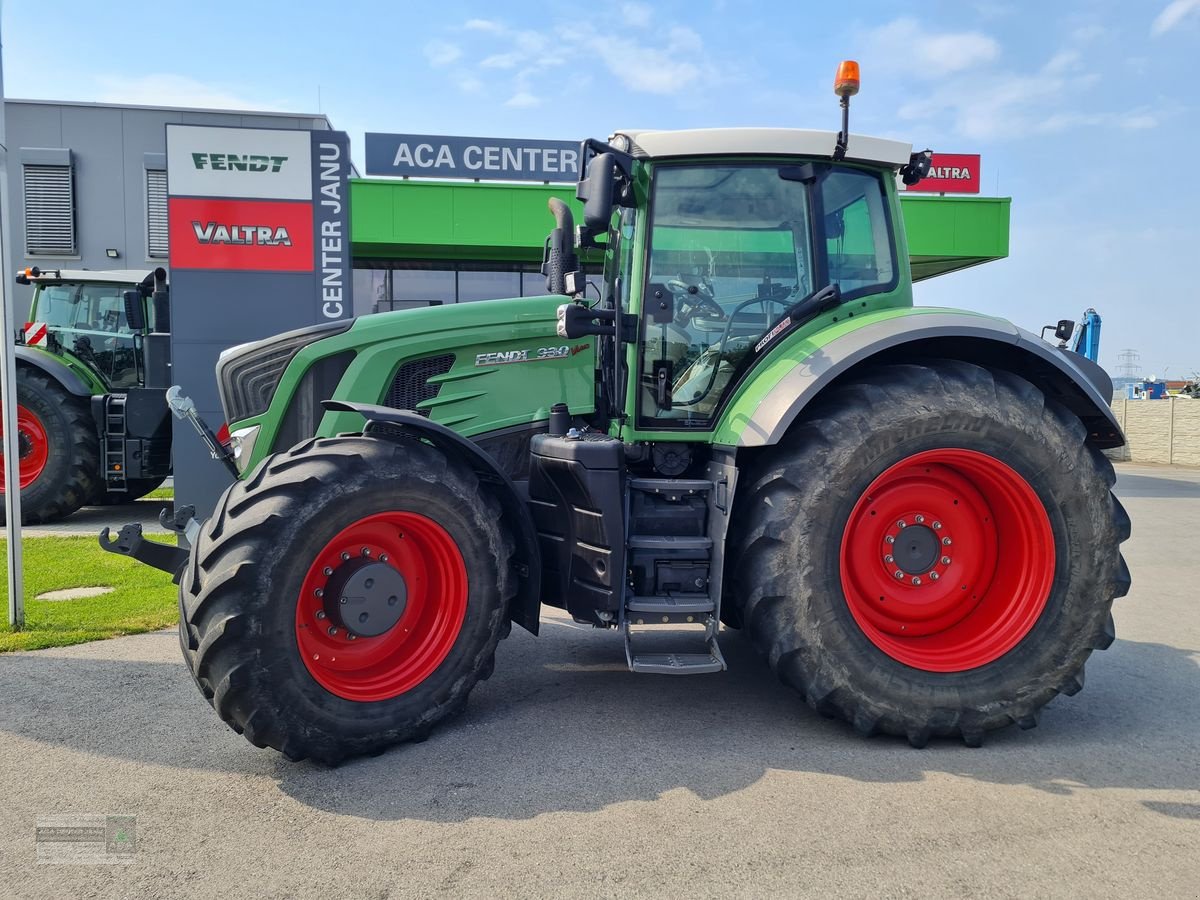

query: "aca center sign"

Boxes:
[365, 133, 581, 182]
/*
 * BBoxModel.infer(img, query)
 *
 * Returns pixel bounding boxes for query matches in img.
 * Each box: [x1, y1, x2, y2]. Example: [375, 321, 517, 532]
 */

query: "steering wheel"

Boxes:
[671, 294, 795, 408]
[667, 278, 725, 325]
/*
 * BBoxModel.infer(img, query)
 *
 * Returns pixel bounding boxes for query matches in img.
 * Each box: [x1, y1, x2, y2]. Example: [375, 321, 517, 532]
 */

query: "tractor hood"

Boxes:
[225, 295, 598, 474]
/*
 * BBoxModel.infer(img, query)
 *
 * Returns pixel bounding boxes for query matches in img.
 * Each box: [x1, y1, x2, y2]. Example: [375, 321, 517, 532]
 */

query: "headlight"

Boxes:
[229, 425, 261, 473]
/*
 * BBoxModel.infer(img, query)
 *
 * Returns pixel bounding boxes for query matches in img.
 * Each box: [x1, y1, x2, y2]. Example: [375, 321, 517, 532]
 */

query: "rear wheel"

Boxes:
[179, 434, 515, 764]
[0, 368, 100, 524]
[727, 361, 1131, 746]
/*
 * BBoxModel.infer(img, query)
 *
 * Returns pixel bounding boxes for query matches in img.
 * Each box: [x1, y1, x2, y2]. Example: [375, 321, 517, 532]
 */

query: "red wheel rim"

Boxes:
[839, 448, 1054, 672]
[0, 404, 50, 491]
[296, 511, 468, 702]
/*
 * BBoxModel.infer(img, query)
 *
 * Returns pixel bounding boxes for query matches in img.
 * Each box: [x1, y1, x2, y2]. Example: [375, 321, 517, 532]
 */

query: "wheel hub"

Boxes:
[891, 522, 939, 575]
[323, 558, 408, 637]
[841, 449, 1054, 672]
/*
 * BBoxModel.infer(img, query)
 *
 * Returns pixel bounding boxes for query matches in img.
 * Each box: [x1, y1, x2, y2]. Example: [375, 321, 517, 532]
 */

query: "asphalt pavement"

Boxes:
[0, 463, 1197, 898]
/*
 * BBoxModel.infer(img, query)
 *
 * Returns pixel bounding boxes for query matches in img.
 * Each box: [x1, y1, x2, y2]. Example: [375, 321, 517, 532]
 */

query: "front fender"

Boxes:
[323, 401, 542, 635]
[715, 309, 1123, 449]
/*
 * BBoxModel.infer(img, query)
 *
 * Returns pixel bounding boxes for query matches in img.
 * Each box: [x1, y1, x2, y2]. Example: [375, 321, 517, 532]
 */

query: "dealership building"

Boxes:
[3, 98, 1010, 327]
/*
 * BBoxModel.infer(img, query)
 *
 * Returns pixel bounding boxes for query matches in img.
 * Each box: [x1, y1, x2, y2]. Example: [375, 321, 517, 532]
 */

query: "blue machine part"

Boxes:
[1072, 308, 1102, 362]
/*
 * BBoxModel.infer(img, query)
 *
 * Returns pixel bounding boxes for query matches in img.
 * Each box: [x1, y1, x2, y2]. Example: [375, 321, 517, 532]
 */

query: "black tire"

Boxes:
[1, 367, 100, 524]
[726, 361, 1132, 747]
[179, 434, 516, 764]
[93, 477, 167, 506]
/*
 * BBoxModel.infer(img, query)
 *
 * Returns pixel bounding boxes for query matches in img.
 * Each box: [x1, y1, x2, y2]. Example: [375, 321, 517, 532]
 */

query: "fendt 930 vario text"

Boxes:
[106, 63, 1130, 763]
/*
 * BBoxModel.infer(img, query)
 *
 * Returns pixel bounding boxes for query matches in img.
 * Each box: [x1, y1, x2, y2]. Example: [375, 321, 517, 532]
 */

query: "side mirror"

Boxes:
[123, 290, 147, 331]
[578, 151, 617, 233]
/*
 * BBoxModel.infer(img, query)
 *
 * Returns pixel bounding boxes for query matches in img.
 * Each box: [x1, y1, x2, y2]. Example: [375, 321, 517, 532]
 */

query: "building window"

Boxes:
[23, 162, 76, 256]
[146, 169, 169, 258]
[391, 268, 456, 309]
[352, 261, 602, 313]
[457, 270, 521, 303]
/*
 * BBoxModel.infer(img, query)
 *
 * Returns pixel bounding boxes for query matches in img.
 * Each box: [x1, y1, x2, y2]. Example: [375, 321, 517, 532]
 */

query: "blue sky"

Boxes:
[4, 0, 1199, 377]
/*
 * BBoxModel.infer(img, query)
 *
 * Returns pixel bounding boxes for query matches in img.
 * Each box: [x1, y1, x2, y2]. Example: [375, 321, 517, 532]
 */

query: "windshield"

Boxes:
[638, 163, 895, 427]
[31, 282, 143, 388]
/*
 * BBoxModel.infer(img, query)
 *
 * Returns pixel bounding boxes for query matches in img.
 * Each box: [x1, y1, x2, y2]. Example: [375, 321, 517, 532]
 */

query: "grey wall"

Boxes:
[4, 99, 329, 323]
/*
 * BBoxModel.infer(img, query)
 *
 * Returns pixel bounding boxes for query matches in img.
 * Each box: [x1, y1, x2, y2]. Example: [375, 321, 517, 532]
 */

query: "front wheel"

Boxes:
[179, 435, 516, 764]
[727, 361, 1131, 746]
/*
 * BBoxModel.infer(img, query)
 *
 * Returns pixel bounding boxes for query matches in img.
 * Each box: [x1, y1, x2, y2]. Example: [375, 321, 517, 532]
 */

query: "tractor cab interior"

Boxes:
[638, 163, 896, 427]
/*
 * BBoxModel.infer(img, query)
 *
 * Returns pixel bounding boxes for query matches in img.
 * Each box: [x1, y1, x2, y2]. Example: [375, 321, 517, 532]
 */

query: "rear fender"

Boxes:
[15, 346, 97, 396]
[719, 311, 1124, 450]
[323, 401, 542, 635]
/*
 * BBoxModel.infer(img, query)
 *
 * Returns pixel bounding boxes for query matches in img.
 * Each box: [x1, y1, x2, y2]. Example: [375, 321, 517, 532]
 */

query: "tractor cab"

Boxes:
[547, 128, 931, 441]
[17, 267, 163, 390]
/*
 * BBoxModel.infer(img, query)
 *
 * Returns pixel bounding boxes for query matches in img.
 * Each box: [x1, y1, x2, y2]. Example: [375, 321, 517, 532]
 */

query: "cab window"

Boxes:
[820, 168, 895, 298]
[638, 165, 814, 426]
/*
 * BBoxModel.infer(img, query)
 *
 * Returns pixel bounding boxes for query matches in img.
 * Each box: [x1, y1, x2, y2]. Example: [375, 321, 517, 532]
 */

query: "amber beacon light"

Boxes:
[834, 60, 860, 97]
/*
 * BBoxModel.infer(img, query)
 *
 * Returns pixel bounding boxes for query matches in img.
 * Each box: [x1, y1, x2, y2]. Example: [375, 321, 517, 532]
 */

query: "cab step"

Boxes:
[626, 595, 714, 615]
[623, 618, 727, 675]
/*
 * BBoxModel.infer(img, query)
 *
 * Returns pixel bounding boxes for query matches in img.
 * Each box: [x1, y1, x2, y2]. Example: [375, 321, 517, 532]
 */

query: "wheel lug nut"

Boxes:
[341, 552, 350, 561]
[912, 576, 922, 586]
[323, 567, 333, 576]
[327, 626, 338, 636]
[885, 535, 896, 545]
[894, 570, 904, 580]
[942, 556, 952, 565]
[884, 554, 894, 563]
[316, 610, 326, 620]
[314, 589, 324, 598]
[929, 572, 940, 581]
[914, 515, 925, 524]
[348, 634, 357, 641]
[379, 554, 388, 563]
[896, 520, 907, 529]
[362, 547, 371, 556]
[932, 521, 942, 530]
[942, 537, 952, 546]
[340, 596, 347, 604]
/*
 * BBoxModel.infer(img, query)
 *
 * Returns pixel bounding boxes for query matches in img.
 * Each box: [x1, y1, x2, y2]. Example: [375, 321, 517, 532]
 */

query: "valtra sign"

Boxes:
[904, 153, 981, 194]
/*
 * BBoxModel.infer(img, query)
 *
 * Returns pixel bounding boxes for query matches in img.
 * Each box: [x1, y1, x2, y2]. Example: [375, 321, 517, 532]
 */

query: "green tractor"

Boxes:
[7, 267, 172, 523]
[108, 67, 1130, 763]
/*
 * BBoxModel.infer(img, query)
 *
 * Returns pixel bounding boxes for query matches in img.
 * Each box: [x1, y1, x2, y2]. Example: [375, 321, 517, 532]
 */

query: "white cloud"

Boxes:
[866, 18, 1000, 76]
[586, 25, 708, 94]
[1070, 24, 1107, 43]
[480, 53, 521, 69]
[504, 91, 541, 108]
[1043, 49, 1082, 76]
[1152, 0, 1200, 35]
[464, 18, 506, 33]
[424, 40, 462, 66]
[621, 3, 652, 28]
[93, 74, 268, 111]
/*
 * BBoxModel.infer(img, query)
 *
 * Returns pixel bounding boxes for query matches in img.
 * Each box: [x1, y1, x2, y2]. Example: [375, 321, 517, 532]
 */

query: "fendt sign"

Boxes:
[166, 123, 353, 519]
[905, 153, 981, 194]
[364, 133, 580, 182]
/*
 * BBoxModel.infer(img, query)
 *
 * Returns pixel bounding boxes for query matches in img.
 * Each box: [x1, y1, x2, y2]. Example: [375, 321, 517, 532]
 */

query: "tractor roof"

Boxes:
[25, 268, 156, 285]
[611, 128, 912, 168]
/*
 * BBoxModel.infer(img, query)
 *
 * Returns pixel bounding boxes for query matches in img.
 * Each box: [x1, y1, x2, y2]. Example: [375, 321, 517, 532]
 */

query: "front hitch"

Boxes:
[98, 504, 199, 583]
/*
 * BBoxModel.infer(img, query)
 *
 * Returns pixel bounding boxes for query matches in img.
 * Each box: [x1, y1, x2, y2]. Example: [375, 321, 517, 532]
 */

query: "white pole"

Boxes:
[0, 18, 26, 628]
